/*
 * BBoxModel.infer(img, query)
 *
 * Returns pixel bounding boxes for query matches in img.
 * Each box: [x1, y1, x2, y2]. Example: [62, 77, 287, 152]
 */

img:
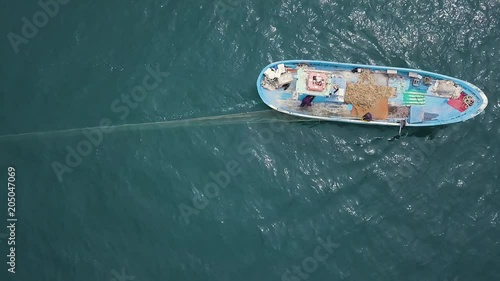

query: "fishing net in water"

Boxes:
[345, 70, 397, 111]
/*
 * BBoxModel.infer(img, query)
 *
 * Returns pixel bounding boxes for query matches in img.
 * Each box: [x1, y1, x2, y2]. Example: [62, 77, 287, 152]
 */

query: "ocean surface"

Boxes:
[1, 0, 499, 280]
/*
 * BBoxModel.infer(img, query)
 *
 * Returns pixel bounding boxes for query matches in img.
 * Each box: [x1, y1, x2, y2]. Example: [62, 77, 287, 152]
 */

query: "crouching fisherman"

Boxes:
[362, 112, 373, 121]
[300, 95, 315, 107]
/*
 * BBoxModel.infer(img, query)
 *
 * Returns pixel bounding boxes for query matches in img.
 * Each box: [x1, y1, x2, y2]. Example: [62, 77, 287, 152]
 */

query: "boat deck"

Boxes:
[257, 60, 488, 127]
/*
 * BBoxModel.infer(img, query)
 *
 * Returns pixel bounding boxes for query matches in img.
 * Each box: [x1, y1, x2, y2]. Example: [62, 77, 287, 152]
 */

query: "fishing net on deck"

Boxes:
[345, 70, 397, 111]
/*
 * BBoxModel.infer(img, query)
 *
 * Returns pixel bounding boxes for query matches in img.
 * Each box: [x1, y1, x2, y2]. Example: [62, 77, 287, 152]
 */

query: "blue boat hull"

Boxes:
[257, 60, 488, 127]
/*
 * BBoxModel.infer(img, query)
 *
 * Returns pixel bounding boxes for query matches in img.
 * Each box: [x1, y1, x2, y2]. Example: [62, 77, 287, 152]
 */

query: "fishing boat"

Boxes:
[256, 60, 488, 127]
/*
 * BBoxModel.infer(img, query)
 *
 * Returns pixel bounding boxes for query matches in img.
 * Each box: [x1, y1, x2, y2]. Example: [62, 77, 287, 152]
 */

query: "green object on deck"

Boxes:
[403, 91, 425, 105]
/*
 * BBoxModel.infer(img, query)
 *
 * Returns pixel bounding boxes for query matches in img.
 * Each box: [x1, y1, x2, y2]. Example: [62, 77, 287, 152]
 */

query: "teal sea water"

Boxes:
[1, 0, 499, 280]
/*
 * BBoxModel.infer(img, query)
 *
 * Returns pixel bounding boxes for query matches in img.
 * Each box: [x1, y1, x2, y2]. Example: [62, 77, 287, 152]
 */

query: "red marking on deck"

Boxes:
[447, 92, 467, 112]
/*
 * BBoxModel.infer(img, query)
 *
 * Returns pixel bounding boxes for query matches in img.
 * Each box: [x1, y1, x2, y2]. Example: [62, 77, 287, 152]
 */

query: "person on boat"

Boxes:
[300, 95, 315, 107]
[362, 112, 373, 121]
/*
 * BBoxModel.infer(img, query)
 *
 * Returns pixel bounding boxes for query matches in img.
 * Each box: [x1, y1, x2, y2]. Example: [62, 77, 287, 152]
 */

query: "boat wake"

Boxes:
[0, 110, 313, 140]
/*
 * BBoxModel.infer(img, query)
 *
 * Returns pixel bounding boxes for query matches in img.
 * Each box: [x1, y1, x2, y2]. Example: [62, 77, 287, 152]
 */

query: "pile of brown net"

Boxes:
[345, 70, 396, 111]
